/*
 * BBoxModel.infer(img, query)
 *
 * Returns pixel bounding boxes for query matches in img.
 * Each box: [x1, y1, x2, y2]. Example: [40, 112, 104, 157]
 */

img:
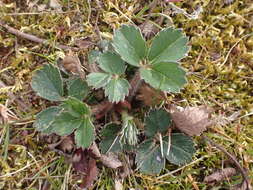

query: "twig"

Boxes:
[203, 135, 250, 190]
[0, 20, 79, 51]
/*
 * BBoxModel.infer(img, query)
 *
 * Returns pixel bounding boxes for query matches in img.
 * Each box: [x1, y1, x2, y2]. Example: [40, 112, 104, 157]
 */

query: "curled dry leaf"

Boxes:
[62, 53, 85, 78]
[170, 105, 213, 136]
[204, 167, 237, 184]
[100, 153, 123, 169]
[81, 158, 98, 189]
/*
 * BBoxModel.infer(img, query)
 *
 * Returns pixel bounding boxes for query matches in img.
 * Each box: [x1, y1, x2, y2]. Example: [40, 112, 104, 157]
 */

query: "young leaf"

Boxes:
[98, 52, 126, 74]
[75, 117, 94, 148]
[163, 133, 195, 166]
[136, 140, 165, 174]
[99, 123, 122, 153]
[140, 62, 187, 93]
[33, 106, 62, 133]
[67, 78, 89, 100]
[145, 109, 171, 137]
[148, 28, 189, 64]
[104, 78, 130, 103]
[50, 111, 83, 136]
[61, 97, 91, 117]
[86, 73, 112, 89]
[31, 64, 64, 101]
[112, 25, 147, 67]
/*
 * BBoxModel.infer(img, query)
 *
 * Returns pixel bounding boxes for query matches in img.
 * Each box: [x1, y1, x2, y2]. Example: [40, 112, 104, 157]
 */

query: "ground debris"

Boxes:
[204, 167, 237, 184]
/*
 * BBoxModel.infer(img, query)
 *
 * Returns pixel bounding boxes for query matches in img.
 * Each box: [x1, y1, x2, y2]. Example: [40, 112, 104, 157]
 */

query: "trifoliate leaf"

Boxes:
[86, 73, 112, 89]
[140, 62, 187, 93]
[98, 52, 126, 74]
[104, 78, 130, 103]
[50, 111, 83, 136]
[145, 109, 171, 137]
[136, 140, 165, 174]
[112, 25, 147, 67]
[100, 123, 122, 153]
[31, 64, 64, 101]
[67, 78, 89, 100]
[75, 117, 94, 148]
[163, 133, 195, 166]
[148, 28, 189, 64]
[61, 97, 91, 117]
[33, 106, 62, 133]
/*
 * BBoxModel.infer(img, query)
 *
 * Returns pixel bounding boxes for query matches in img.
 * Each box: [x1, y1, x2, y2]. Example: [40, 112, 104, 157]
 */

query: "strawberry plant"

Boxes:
[31, 25, 195, 174]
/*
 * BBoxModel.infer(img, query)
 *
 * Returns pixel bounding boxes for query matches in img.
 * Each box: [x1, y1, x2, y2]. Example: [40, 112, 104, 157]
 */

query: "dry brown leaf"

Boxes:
[81, 158, 98, 188]
[62, 53, 85, 78]
[100, 153, 122, 169]
[204, 167, 237, 184]
[170, 105, 213, 136]
[136, 85, 164, 106]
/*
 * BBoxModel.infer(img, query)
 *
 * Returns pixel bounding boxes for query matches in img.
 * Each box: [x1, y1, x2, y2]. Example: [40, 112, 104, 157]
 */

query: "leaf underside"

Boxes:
[113, 25, 147, 67]
[140, 62, 187, 93]
[31, 64, 64, 101]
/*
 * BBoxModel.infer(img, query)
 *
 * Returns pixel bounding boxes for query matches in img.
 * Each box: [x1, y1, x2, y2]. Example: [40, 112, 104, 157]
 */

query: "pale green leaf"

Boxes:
[104, 78, 130, 103]
[33, 106, 62, 133]
[148, 28, 189, 64]
[86, 73, 112, 89]
[67, 78, 89, 100]
[112, 25, 147, 67]
[75, 118, 94, 148]
[98, 52, 126, 74]
[136, 140, 165, 174]
[145, 109, 171, 137]
[163, 133, 195, 166]
[140, 62, 187, 93]
[31, 64, 64, 101]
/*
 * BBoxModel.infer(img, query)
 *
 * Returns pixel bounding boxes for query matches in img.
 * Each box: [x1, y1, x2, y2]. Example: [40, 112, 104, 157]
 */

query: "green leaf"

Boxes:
[148, 28, 189, 64]
[98, 52, 126, 74]
[145, 109, 171, 137]
[163, 133, 195, 166]
[136, 140, 165, 174]
[104, 78, 130, 103]
[100, 123, 122, 153]
[61, 97, 91, 117]
[50, 112, 83, 136]
[31, 64, 64, 101]
[112, 25, 147, 67]
[75, 117, 94, 148]
[33, 106, 62, 133]
[86, 73, 112, 89]
[140, 62, 187, 93]
[67, 78, 89, 100]
[88, 50, 101, 64]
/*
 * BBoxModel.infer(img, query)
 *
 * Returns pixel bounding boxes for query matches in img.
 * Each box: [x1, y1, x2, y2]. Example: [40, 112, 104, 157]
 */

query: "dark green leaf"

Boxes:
[50, 112, 83, 136]
[148, 28, 189, 64]
[87, 73, 112, 89]
[61, 97, 91, 117]
[98, 52, 126, 74]
[33, 106, 62, 133]
[145, 109, 171, 137]
[163, 133, 195, 166]
[75, 117, 94, 148]
[100, 123, 122, 153]
[104, 78, 130, 103]
[67, 78, 89, 100]
[31, 64, 64, 101]
[113, 25, 147, 67]
[136, 139, 165, 174]
[140, 62, 187, 93]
